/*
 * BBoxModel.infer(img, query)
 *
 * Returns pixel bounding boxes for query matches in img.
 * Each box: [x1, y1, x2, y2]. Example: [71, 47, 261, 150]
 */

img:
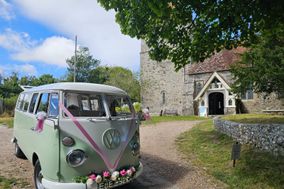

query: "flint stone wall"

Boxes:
[214, 118, 284, 156]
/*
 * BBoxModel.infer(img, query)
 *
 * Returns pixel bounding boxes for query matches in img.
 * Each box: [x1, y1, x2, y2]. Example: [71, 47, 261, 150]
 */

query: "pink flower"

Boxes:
[126, 169, 133, 177]
[120, 169, 127, 177]
[103, 171, 110, 178]
[130, 167, 136, 173]
[88, 174, 96, 181]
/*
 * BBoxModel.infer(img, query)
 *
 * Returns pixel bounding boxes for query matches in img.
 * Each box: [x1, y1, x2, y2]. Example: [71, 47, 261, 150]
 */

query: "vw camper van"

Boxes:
[12, 82, 143, 189]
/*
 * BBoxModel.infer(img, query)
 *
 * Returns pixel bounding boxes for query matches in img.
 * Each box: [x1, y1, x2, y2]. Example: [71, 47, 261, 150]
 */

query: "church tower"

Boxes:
[140, 41, 186, 115]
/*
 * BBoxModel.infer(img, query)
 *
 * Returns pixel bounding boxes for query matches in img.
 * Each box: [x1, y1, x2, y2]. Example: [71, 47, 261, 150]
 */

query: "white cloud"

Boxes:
[20, 64, 37, 75]
[13, 36, 75, 67]
[13, 0, 140, 71]
[0, 29, 75, 67]
[0, 0, 15, 20]
[0, 63, 37, 76]
[0, 28, 34, 51]
[0, 67, 4, 75]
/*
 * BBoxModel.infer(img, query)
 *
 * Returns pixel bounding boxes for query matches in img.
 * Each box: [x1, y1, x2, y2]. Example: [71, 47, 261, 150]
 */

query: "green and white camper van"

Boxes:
[12, 82, 143, 189]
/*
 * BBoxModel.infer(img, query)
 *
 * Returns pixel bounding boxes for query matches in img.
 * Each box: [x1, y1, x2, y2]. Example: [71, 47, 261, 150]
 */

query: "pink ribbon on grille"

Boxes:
[59, 102, 136, 171]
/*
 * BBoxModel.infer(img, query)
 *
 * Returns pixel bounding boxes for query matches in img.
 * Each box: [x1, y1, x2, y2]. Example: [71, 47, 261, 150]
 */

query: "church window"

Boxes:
[214, 79, 219, 88]
[228, 99, 232, 106]
[194, 81, 203, 96]
[161, 91, 166, 105]
[242, 85, 254, 100]
[201, 100, 205, 106]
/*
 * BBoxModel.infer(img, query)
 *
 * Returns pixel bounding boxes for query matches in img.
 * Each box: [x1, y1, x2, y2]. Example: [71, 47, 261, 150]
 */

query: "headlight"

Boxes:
[66, 149, 87, 167]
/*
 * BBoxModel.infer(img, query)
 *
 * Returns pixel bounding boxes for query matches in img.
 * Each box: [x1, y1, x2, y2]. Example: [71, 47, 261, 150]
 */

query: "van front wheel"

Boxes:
[34, 160, 45, 189]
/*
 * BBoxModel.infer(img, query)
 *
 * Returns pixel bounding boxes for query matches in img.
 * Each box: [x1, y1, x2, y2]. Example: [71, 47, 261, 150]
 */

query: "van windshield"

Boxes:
[64, 93, 106, 117]
[106, 95, 134, 117]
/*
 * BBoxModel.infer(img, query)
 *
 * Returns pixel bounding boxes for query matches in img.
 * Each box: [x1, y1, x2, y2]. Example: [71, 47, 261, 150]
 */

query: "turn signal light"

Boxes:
[62, 137, 75, 147]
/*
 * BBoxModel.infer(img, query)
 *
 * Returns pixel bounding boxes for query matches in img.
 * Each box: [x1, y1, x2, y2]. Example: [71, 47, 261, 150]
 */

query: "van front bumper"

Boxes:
[42, 162, 143, 189]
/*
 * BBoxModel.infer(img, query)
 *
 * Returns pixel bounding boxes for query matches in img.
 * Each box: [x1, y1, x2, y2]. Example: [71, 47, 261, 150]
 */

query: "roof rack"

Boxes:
[19, 85, 34, 91]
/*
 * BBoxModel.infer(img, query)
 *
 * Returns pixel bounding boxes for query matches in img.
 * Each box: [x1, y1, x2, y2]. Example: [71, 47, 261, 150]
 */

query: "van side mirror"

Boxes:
[36, 112, 47, 121]
[36, 111, 58, 130]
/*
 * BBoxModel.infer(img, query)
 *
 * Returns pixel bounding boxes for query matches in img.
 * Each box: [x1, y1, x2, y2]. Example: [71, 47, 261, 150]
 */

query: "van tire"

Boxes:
[34, 160, 45, 189]
[14, 143, 27, 159]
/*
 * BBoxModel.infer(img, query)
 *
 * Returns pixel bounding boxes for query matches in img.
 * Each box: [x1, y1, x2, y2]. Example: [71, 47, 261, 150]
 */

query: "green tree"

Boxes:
[0, 73, 57, 115]
[37, 74, 56, 85]
[88, 66, 110, 84]
[98, 0, 283, 70]
[0, 73, 22, 98]
[231, 25, 284, 95]
[19, 74, 56, 86]
[87, 66, 141, 101]
[66, 47, 100, 82]
[19, 76, 31, 85]
[3, 95, 18, 116]
[105, 67, 140, 101]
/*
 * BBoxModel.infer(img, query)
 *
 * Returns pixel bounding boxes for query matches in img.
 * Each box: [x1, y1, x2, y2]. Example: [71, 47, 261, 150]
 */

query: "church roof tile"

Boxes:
[187, 47, 246, 75]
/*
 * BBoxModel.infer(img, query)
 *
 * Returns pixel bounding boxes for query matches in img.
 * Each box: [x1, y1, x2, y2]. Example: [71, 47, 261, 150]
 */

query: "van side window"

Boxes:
[29, 93, 39, 113]
[23, 93, 31, 112]
[49, 93, 59, 117]
[36, 93, 50, 113]
[16, 94, 24, 110]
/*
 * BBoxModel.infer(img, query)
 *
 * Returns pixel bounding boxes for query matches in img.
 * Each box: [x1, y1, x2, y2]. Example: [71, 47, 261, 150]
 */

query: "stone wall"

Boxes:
[242, 93, 284, 113]
[214, 118, 284, 156]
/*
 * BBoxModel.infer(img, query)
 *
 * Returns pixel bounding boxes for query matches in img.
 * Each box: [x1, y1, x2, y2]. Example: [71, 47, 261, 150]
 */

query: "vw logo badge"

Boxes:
[103, 129, 121, 150]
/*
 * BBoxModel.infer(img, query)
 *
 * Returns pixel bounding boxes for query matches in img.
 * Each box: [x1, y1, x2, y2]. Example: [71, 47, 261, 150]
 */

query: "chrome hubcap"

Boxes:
[36, 171, 44, 189]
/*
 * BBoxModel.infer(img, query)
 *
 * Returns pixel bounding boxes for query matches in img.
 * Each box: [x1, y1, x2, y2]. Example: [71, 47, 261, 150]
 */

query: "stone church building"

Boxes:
[140, 41, 284, 116]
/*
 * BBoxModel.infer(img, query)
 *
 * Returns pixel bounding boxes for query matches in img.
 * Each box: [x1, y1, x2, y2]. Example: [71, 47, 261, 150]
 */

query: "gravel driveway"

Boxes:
[0, 121, 223, 189]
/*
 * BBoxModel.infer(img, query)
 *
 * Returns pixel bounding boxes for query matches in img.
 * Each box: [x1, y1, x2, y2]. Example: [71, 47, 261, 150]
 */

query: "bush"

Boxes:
[133, 102, 141, 113]
[3, 95, 18, 116]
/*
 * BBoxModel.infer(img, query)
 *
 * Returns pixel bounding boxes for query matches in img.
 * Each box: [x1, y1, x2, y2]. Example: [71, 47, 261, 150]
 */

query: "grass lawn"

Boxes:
[176, 120, 284, 189]
[0, 176, 29, 189]
[222, 114, 284, 124]
[0, 115, 207, 127]
[0, 117, 13, 128]
[142, 115, 208, 125]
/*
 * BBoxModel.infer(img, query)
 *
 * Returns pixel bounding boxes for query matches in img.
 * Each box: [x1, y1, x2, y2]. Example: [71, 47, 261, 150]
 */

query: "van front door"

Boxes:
[31, 92, 60, 181]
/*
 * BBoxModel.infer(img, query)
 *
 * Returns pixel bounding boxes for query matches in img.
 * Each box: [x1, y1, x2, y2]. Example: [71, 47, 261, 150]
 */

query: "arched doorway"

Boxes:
[208, 92, 224, 115]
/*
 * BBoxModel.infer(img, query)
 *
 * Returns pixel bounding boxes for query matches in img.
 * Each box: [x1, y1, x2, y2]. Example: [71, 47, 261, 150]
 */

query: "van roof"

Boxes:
[23, 82, 127, 95]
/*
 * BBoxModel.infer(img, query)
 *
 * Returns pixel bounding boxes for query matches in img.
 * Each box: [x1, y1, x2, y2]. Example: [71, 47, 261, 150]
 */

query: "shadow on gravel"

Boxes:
[118, 153, 192, 189]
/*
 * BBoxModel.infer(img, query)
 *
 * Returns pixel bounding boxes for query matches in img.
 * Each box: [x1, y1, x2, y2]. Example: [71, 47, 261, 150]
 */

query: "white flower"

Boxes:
[111, 171, 119, 181]
[95, 175, 102, 184]
[86, 178, 96, 189]
[113, 171, 120, 177]
[110, 175, 117, 181]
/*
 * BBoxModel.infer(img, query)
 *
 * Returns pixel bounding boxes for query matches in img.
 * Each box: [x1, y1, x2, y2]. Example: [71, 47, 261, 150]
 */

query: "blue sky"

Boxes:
[0, 0, 140, 78]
